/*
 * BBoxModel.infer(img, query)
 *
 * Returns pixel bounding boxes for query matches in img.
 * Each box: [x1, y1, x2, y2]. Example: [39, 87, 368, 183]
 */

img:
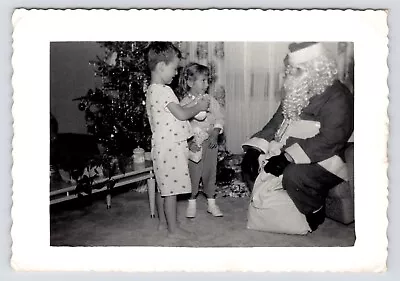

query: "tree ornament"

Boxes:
[105, 51, 118, 66]
[109, 90, 119, 99]
[89, 61, 97, 68]
[89, 104, 101, 113]
[142, 80, 148, 92]
[78, 101, 87, 111]
[87, 89, 94, 97]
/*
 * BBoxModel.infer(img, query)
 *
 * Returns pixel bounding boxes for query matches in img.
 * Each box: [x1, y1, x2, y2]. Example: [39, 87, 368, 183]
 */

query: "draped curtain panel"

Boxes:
[177, 42, 354, 154]
[224, 42, 290, 154]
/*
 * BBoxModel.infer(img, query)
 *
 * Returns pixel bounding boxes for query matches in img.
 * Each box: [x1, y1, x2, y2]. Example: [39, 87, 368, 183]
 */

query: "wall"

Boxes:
[50, 42, 103, 134]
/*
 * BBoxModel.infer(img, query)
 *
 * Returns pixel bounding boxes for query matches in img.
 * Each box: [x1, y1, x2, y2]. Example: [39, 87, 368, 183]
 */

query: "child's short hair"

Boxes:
[147, 42, 182, 71]
[178, 62, 210, 95]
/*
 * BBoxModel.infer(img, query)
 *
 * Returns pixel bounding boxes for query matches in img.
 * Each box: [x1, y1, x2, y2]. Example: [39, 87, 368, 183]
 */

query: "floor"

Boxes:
[50, 183, 356, 247]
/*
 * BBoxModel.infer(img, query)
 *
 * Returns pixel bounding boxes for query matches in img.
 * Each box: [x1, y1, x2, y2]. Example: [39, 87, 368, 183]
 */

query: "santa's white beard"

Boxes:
[282, 74, 314, 120]
[282, 56, 338, 120]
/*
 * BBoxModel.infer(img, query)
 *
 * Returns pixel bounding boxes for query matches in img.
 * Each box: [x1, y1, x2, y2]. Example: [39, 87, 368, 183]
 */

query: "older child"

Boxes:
[179, 63, 225, 218]
[145, 43, 210, 238]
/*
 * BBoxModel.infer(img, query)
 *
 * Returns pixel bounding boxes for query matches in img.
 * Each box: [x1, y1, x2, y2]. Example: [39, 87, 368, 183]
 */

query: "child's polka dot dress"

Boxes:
[146, 84, 193, 196]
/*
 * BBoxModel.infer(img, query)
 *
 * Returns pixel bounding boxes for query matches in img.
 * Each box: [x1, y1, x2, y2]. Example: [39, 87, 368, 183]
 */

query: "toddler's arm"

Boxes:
[210, 96, 225, 133]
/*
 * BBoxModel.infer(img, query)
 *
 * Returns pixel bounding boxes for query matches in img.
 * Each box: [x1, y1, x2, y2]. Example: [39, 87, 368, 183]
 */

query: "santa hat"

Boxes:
[288, 42, 328, 65]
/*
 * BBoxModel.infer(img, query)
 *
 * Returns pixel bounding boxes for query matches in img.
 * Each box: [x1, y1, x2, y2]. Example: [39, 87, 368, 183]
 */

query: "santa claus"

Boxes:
[242, 42, 354, 233]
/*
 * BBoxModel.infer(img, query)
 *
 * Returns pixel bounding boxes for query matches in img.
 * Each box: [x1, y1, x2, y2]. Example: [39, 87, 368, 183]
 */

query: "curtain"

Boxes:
[223, 42, 289, 154]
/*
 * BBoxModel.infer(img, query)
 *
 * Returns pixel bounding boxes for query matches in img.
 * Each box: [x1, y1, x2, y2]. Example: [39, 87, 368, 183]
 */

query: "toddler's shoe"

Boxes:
[186, 199, 197, 218]
[207, 198, 223, 217]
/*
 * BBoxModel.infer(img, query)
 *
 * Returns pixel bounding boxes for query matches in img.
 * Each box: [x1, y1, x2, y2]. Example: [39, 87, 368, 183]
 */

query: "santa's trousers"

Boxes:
[282, 163, 343, 215]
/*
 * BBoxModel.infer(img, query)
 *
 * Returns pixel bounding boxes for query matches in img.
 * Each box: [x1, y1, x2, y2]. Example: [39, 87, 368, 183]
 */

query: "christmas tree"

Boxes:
[75, 42, 152, 158]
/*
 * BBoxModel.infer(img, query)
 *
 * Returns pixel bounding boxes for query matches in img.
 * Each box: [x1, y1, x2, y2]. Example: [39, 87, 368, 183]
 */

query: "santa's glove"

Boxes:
[241, 148, 261, 182]
[264, 152, 291, 177]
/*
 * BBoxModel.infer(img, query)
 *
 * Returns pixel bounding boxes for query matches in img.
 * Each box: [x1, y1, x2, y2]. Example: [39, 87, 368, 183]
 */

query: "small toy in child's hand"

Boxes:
[194, 111, 207, 121]
[189, 127, 209, 163]
[196, 94, 210, 114]
[189, 140, 201, 152]
[194, 94, 209, 120]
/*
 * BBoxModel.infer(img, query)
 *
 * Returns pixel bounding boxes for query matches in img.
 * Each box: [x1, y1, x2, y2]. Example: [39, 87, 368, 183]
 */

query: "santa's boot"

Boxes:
[207, 198, 223, 217]
[186, 199, 197, 218]
[306, 205, 326, 231]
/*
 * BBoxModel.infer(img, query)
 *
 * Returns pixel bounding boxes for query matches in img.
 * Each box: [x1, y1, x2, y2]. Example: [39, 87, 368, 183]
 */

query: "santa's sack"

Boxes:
[246, 171, 311, 235]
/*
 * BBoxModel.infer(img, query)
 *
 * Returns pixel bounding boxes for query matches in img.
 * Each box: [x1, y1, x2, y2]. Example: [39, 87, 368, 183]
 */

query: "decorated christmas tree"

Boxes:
[75, 41, 152, 158]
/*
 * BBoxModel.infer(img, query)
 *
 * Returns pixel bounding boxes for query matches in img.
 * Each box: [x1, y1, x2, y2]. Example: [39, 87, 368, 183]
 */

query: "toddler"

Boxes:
[145, 43, 210, 238]
[179, 62, 225, 218]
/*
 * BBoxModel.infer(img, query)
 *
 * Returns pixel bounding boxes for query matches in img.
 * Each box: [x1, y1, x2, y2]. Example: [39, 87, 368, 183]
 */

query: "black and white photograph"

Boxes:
[49, 40, 355, 247]
[11, 9, 388, 272]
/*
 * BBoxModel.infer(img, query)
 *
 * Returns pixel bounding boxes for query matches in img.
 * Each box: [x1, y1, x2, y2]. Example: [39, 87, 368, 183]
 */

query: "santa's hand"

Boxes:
[241, 148, 261, 182]
[269, 140, 284, 157]
[263, 152, 291, 177]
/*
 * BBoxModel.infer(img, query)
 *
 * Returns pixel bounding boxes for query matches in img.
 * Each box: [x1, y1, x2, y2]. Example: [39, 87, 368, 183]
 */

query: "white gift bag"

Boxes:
[247, 171, 311, 235]
[245, 119, 323, 234]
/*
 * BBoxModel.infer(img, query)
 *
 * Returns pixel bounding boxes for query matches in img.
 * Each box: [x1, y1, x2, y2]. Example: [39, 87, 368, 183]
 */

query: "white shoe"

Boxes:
[186, 199, 197, 218]
[207, 198, 223, 217]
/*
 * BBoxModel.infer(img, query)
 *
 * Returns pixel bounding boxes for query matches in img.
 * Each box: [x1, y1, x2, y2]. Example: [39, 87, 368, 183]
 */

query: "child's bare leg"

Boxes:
[156, 192, 167, 231]
[164, 195, 191, 238]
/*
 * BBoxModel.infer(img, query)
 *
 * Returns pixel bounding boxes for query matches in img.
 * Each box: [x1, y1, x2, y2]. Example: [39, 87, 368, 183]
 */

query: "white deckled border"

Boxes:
[11, 9, 388, 272]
